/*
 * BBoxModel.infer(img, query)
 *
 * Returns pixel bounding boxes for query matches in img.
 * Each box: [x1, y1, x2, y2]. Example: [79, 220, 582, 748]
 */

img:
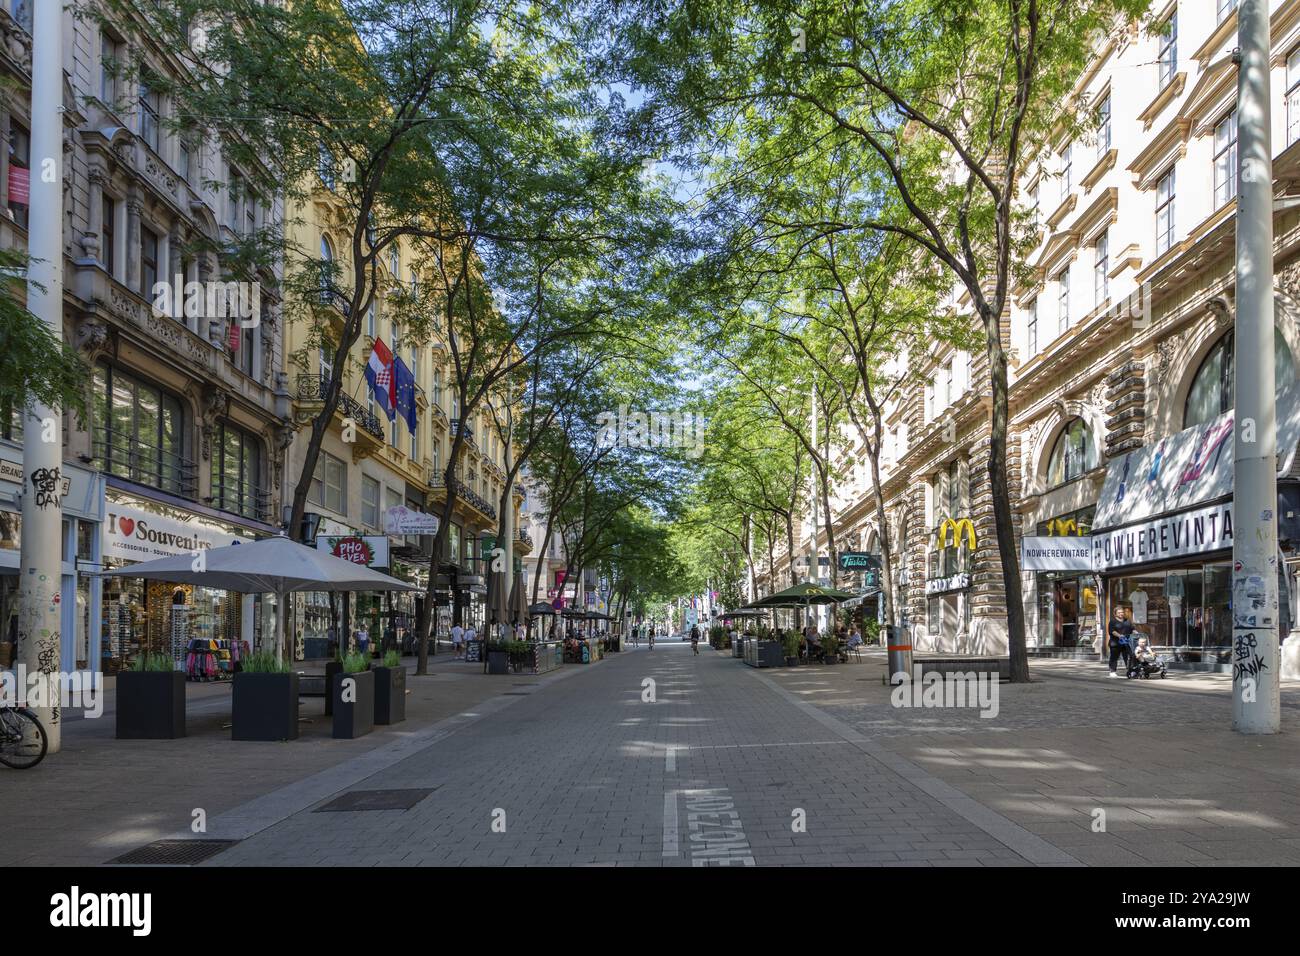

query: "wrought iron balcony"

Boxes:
[209, 481, 273, 523]
[430, 475, 497, 521]
[92, 437, 198, 500]
[295, 373, 385, 441]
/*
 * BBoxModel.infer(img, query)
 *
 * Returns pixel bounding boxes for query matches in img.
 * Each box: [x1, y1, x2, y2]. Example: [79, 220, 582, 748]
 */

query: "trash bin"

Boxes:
[886, 625, 912, 686]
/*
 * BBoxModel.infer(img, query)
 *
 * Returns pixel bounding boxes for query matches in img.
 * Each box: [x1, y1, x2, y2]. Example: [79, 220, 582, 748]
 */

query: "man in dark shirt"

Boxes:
[1107, 606, 1134, 678]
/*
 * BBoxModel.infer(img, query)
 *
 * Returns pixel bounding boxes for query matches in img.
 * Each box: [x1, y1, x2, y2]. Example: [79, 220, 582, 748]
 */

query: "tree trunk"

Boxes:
[983, 312, 1028, 682]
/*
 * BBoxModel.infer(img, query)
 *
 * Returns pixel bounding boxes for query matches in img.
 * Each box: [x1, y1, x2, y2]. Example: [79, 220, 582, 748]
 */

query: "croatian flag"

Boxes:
[365, 338, 396, 421]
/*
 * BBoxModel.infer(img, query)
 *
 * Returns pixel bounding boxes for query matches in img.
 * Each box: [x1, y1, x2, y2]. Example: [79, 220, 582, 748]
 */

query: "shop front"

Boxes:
[1031, 506, 1097, 651]
[0, 445, 105, 672]
[1090, 386, 1300, 670]
[922, 517, 974, 652]
[99, 488, 272, 673]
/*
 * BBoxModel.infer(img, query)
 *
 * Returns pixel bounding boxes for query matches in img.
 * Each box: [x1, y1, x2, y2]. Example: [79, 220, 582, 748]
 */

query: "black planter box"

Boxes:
[232, 672, 299, 741]
[323, 659, 343, 716]
[332, 669, 374, 739]
[372, 666, 405, 725]
[486, 649, 509, 675]
[116, 670, 186, 739]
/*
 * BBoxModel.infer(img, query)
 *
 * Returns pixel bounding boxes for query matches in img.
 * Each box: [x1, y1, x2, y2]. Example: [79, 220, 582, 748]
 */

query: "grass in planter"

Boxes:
[342, 651, 370, 674]
[242, 650, 290, 674]
[382, 649, 401, 668]
[131, 651, 176, 672]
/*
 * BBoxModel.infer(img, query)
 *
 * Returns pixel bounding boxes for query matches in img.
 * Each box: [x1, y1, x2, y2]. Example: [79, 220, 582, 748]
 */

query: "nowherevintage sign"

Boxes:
[1020, 536, 1093, 572]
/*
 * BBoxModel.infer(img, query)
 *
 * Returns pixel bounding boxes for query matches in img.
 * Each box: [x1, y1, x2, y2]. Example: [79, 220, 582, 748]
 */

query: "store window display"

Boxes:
[1107, 563, 1232, 664]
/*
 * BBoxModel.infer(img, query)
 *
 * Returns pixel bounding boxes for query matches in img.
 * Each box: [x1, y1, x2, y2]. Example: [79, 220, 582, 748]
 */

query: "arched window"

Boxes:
[1184, 329, 1296, 428]
[1046, 418, 1097, 488]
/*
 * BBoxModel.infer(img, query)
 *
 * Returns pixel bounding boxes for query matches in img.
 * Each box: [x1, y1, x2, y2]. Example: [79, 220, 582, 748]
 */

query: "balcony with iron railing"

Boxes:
[450, 418, 476, 449]
[429, 474, 497, 523]
[209, 481, 273, 524]
[515, 528, 533, 553]
[295, 373, 386, 442]
[92, 436, 198, 500]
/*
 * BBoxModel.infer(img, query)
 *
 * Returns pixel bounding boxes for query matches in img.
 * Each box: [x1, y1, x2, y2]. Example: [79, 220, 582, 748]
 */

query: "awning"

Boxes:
[1093, 380, 1300, 532]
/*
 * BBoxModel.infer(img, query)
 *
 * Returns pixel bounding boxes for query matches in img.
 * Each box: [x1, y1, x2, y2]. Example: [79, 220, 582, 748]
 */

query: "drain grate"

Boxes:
[314, 788, 436, 812]
[109, 840, 238, 866]
[501, 691, 532, 696]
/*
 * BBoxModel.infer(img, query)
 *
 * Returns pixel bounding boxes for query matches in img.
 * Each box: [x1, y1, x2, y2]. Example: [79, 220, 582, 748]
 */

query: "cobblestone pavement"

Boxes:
[204, 643, 1072, 867]
[11, 644, 1299, 867]
[760, 652, 1300, 866]
[0, 649, 576, 866]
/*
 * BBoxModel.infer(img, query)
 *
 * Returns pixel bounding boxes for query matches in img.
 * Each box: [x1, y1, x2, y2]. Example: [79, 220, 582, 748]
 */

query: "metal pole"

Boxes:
[17, 0, 65, 753]
[1233, 0, 1281, 734]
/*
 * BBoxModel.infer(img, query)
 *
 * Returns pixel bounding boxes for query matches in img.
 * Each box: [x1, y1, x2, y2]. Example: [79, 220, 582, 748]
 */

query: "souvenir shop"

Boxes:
[0, 442, 105, 673]
[98, 489, 274, 676]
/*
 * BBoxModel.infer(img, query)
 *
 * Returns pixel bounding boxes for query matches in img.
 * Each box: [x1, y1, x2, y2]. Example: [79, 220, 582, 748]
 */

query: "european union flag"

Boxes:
[393, 354, 417, 436]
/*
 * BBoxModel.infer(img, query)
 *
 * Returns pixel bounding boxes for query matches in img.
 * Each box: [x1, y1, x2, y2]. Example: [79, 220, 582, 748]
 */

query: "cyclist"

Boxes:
[690, 623, 700, 655]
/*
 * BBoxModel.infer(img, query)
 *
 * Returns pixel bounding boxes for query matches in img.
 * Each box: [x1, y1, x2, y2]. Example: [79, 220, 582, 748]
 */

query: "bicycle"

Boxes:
[0, 705, 48, 769]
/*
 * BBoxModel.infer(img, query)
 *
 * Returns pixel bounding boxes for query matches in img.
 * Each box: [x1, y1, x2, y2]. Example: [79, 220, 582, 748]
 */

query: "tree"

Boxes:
[0, 251, 89, 427]
[600, 0, 1153, 680]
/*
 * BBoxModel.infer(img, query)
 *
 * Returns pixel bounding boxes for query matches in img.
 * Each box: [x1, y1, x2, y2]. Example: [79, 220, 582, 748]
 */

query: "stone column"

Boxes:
[125, 191, 142, 293]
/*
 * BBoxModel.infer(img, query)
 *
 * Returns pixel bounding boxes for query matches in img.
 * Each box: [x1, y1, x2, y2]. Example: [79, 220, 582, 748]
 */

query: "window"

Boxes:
[92, 363, 189, 496]
[1158, 11, 1178, 90]
[309, 451, 347, 514]
[1156, 167, 1176, 256]
[179, 140, 191, 182]
[1027, 299, 1039, 357]
[211, 422, 263, 520]
[410, 418, 419, 460]
[139, 76, 160, 152]
[1046, 418, 1097, 487]
[234, 306, 254, 376]
[1094, 230, 1109, 308]
[1028, 183, 1040, 232]
[319, 234, 334, 303]
[1096, 93, 1112, 157]
[8, 1, 31, 32]
[361, 475, 380, 529]
[7, 119, 29, 230]
[1059, 141, 1072, 200]
[100, 33, 121, 104]
[367, 300, 376, 338]
[389, 246, 399, 278]
[1213, 110, 1238, 209]
[1289, 47, 1300, 147]
[410, 267, 419, 297]
[318, 143, 335, 189]
[140, 227, 159, 299]
[1184, 330, 1297, 428]
[1056, 266, 1070, 333]
[1217, 0, 1236, 24]
[101, 195, 117, 276]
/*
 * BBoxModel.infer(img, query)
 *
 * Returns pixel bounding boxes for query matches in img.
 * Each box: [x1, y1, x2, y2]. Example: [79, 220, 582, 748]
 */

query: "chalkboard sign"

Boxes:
[464, 640, 483, 663]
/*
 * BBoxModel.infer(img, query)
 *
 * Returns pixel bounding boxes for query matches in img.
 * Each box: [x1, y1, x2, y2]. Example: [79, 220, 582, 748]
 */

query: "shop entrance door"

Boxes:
[1054, 579, 1080, 647]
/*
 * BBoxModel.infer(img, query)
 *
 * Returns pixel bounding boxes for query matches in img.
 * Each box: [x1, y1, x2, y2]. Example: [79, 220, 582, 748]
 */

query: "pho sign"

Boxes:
[316, 534, 390, 569]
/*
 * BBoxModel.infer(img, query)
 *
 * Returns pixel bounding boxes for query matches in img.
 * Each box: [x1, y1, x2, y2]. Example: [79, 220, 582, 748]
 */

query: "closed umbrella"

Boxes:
[99, 535, 419, 660]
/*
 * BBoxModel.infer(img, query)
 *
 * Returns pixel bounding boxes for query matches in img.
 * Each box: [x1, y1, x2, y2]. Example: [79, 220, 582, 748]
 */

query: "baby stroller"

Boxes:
[1126, 650, 1168, 679]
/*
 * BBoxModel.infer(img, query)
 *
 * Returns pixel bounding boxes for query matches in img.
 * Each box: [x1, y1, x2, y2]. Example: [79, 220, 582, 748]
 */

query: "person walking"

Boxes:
[648, 626, 655, 651]
[1107, 605, 1134, 678]
[451, 621, 465, 659]
[690, 623, 700, 656]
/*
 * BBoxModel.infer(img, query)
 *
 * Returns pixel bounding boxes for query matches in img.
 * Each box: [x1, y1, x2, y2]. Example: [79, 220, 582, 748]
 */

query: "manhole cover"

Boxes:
[109, 840, 238, 866]
[314, 788, 436, 812]
[501, 691, 531, 696]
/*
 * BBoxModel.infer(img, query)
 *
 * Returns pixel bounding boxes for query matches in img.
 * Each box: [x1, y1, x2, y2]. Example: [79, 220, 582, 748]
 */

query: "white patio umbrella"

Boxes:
[99, 535, 419, 660]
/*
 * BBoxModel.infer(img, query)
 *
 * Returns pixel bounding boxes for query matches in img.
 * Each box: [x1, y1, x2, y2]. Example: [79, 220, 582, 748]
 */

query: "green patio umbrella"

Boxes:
[750, 582, 857, 607]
